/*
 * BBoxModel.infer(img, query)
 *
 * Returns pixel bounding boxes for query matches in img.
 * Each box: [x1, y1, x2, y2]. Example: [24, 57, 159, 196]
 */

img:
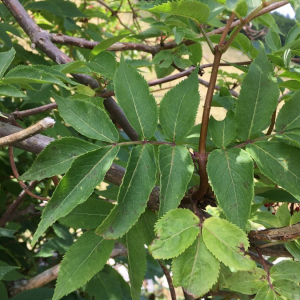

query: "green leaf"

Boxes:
[246, 141, 300, 201]
[251, 211, 281, 228]
[3, 65, 66, 88]
[159, 68, 200, 141]
[284, 241, 300, 261]
[188, 42, 202, 65]
[125, 226, 147, 300]
[273, 280, 300, 300]
[53, 230, 114, 300]
[254, 283, 282, 300]
[90, 34, 130, 59]
[257, 14, 282, 35]
[208, 111, 236, 149]
[224, 268, 267, 295]
[55, 95, 119, 143]
[149, 209, 199, 259]
[114, 57, 158, 139]
[32, 146, 119, 246]
[59, 196, 114, 229]
[0, 84, 26, 97]
[158, 145, 193, 218]
[0, 266, 19, 280]
[226, 0, 247, 17]
[291, 211, 300, 225]
[231, 33, 259, 59]
[278, 80, 300, 91]
[11, 288, 54, 300]
[207, 148, 254, 230]
[270, 260, 300, 283]
[0, 228, 16, 238]
[286, 23, 300, 45]
[202, 217, 255, 270]
[87, 52, 117, 79]
[0, 282, 8, 300]
[172, 235, 220, 297]
[235, 46, 279, 140]
[276, 91, 300, 132]
[265, 30, 281, 52]
[276, 131, 300, 148]
[20, 137, 99, 181]
[96, 144, 157, 239]
[85, 265, 123, 300]
[147, 1, 210, 24]
[276, 203, 290, 226]
[136, 208, 157, 245]
[0, 48, 15, 78]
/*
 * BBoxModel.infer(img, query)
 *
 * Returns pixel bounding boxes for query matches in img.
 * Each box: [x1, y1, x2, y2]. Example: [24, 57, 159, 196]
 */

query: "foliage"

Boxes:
[1, 0, 300, 300]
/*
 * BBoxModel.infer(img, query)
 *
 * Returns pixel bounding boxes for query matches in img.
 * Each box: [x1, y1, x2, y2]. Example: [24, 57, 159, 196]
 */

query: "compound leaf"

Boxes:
[172, 235, 219, 297]
[158, 145, 194, 218]
[203, 217, 255, 270]
[149, 209, 199, 259]
[32, 146, 119, 246]
[125, 226, 147, 300]
[96, 144, 157, 239]
[246, 141, 300, 201]
[207, 148, 254, 230]
[159, 68, 200, 141]
[53, 230, 114, 300]
[114, 57, 158, 139]
[235, 46, 279, 140]
[55, 95, 119, 143]
[20, 137, 99, 181]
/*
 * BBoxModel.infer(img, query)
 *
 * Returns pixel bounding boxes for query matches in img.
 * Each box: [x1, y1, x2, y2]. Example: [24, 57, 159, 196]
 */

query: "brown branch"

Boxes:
[200, 61, 252, 69]
[12, 103, 58, 119]
[9, 146, 49, 202]
[2, 0, 138, 142]
[0, 181, 38, 227]
[158, 260, 177, 300]
[0, 117, 55, 147]
[9, 242, 128, 296]
[266, 110, 276, 135]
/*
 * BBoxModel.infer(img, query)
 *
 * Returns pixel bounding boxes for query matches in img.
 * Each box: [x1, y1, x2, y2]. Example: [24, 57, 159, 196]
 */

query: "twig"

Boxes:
[12, 103, 58, 119]
[266, 110, 276, 135]
[247, 251, 273, 269]
[0, 181, 38, 227]
[200, 61, 252, 69]
[256, 247, 273, 289]
[158, 260, 177, 300]
[0, 117, 55, 147]
[9, 147, 49, 202]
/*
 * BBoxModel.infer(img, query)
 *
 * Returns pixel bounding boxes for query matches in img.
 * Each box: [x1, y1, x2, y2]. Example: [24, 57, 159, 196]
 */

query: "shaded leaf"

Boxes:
[53, 231, 114, 300]
[172, 235, 220, 297]
[59, 197, 114, 229]
[114, 57, 158, 139]
[276, 91, 300, 132]
[273, 280, 300, 300]
[96, 144, 157, 239]
[149, 209, 199, 259]
[55, 95, 119, 143]
[254, 283, 283, 300]
[87, 51, 117, 78]
[20, 137, 99, 181]
[246, 141, 300, 201]
[208, 111, 236, 149]
[0, 84, 26, 97]
[159, 68, 200, 141]
[235, 46, 279, 140]
[207, 148, 254, 230]
[136, 208, 157, 245]
[224, 268, 267, 295]
[32, 146, 119, 245]
[270, 260, 300, 283]
[158, 145, 193, 218]
[85, 265, 123, 300]
[203, 217, 255, 270]
[125, 226, 147, 300]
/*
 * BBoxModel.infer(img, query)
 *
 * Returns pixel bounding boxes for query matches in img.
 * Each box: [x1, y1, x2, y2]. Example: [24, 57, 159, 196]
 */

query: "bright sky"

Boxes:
[274, 3, 295, 18]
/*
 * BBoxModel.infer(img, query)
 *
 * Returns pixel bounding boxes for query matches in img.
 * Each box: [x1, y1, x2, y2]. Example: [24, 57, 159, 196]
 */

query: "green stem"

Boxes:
[199, 25, 214, 54]
[104, 140, 175, 147]
[234, 133, 277, 148]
